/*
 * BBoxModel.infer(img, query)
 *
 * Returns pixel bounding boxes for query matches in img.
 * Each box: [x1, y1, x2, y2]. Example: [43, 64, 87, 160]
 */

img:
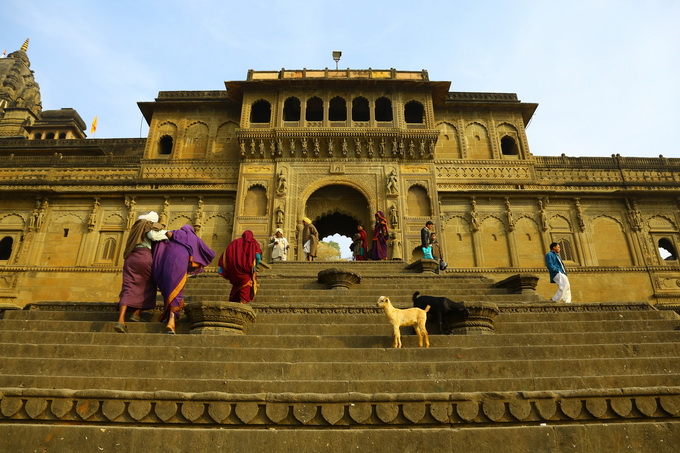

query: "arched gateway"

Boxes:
[300, 184, 372, 260]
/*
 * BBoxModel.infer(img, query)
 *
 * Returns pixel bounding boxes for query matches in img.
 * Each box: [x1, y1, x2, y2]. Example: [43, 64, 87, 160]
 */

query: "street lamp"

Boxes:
[332, 51, 342, 70]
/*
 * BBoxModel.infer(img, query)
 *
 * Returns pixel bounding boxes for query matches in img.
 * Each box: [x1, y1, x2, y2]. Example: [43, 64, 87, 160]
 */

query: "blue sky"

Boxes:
[3, 0, 679, 158]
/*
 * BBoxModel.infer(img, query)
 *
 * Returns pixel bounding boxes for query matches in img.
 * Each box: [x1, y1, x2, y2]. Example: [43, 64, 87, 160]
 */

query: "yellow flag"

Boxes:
[90, 116, 98, 134]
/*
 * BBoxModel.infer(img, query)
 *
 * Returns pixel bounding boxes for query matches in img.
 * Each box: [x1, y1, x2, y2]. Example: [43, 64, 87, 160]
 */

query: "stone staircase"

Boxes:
[0, 261, 678, 452]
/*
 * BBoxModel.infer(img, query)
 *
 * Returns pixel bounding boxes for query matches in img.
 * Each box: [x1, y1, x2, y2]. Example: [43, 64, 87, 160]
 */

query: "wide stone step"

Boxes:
[1, 356, 676, 382]
[1, 329, 678, 349]
[0, 373, 677, 394]
[1, 342, 676, 363]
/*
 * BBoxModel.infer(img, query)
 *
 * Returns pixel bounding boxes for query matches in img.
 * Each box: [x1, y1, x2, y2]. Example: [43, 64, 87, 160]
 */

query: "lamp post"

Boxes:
[332, 51, 342, 70]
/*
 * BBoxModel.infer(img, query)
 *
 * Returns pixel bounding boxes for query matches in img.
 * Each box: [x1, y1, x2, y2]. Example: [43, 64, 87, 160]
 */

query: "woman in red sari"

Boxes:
[218, 230, 262, 303]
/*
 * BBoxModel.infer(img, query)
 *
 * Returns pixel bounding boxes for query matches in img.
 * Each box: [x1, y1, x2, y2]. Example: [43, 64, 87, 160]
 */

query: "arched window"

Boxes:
[159, 135, 174, 155]
[375, 97, 393, 122]
[283, 97, 301, 121]
[501, 136, 519, 155]
[34, 133, 42, 140]
[329, 97, 347, 121]
[101, 237, 117, 261]
[404, 101, 424, 124]
[658, 238, 678, 260]
[0, 236, 13, 260]
[352, 97, 370, 122]
[306, 97, 323, 122]
[250, 100, 271, 124]
[46, 132, 55, 139]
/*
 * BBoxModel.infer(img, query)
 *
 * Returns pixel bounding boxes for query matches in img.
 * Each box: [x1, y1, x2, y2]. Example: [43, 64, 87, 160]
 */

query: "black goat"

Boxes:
[412, 291, 470, 334]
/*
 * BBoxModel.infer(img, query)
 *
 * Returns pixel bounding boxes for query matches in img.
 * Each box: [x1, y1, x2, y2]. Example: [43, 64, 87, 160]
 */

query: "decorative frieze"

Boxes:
[0, 387, 676, 426]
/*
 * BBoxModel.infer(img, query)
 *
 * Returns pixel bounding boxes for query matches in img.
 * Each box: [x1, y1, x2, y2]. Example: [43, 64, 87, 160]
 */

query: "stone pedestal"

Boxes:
[406, 259, 439, 274]
[449, 302, 499, 335]
[184, 301, 256, 335]
[317, 268, 361, 289]
[493, 273, 539, 294]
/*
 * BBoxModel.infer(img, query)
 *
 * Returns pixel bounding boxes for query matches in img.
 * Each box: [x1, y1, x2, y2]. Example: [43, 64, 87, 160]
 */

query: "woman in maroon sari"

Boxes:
[218, 230, 262, 303]
[369, 211, 389, 260]
[153, 225, 215, 334]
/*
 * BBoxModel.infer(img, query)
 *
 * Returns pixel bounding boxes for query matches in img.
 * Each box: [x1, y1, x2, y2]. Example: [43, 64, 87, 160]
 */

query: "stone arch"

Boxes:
[214, 121, 239, 158]
[168, 215, 193, 231]
[549, 214, 572, 231]
[515, 216, 544, 267]
[435, 121, 461, 159]
[0, 236, 14, 260]
[480, 216, 511, 267]
[591, 215, 632, 266]
[351, 97, 370, 122]
[156, 122, 177, 156]
[183, 121, 209, 159]
[464, 122, 492, 159]
[648, 215, 678, 231]
[243, 184, 268, 216]
[306, 96, 323, 122]
[304, 184, 372, 240]
[443, 215, 475, 267]
[0, 213, 26, 227]
[329, 96, 347, 122]
[250, 99, 271, 124]
[203, 213, 232, 258]
[375, 96, 393, 122]
[407, 185, 431, 217]
[102, 213, 125, 228]
[404, 100, 424, 124]
[283, 96, 301, 122]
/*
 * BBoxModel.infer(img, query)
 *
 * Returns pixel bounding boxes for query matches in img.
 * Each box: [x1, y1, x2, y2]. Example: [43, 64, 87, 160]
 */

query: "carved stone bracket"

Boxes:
[317, 268, 362, 290]
[493, 273, 540, 294]
[184, 301, 256, 335]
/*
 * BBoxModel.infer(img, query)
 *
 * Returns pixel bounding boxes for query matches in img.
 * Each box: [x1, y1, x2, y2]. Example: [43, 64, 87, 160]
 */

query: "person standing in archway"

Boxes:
[301, 217, 319, 261]
[369, 211, 389, 260]
[352, 224, 368, 261]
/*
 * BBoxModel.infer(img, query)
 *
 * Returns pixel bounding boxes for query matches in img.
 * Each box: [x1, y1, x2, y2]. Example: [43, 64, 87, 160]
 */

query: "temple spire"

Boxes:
[21, 38, 29, 52]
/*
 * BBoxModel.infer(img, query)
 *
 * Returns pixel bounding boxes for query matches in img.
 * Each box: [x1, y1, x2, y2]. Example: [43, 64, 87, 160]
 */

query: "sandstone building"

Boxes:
[1, 41, 679, 306]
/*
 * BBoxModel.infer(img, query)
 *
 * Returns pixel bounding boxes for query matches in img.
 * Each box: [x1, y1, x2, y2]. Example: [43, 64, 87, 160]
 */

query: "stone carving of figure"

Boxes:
[159, 197, 169, 226]
[270, 140, 276, 157]
[258, 140, 265, 156]
[240, 140, 246, 157]
[379, 138, 386, 157]
[408, 140, 415, 157]
[275, 204, 284, 228]
[88, 198, 100, 232]
[386, 169, 399, 196]
[276, 170, 287, 196]
[193, 196, 204, 235]
[392, 138, 398, 156]
[341, 138, 348, 157]
[125, 196, 136, 231]
[538, 199, 548, 232]
[354, 138, 362, 157]
[626, 199, 644, 231]
[289, 138, 297, 156]
[277, 138, 284, 156]
[327, 138, 334, 157]
[505, 198, 515, 232]
[470, 197, 479, 232]
[389, 204, 399, 228]
[301, 137, 308, 157]
[574, 198, 585, 232]
[313, 138, 320, 157]
[250, 139, 256, 155]
[389, 232, 403, 260]
[419, 140, 426, 157]
[29, 199, 41, 232]
[367, 138, 374, 158]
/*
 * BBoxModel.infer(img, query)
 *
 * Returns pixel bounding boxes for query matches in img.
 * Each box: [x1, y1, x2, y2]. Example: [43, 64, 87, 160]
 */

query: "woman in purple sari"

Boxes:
[152, 225, 215, 334]
[369, 211, 389, 260]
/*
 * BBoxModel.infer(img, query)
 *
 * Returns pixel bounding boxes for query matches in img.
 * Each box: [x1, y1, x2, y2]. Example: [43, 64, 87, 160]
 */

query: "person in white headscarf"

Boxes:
[115, 211, 170, 333]
[268, 228, 289, 261]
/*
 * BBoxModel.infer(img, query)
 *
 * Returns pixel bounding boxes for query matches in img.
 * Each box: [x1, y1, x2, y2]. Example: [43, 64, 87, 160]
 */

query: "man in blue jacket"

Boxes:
[545, 242, 572, 303]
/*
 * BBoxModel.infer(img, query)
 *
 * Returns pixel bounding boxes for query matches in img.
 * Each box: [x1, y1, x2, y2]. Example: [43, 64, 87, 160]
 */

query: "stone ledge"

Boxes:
[0, 386, 677, 426]
[406, 259, 440, 274]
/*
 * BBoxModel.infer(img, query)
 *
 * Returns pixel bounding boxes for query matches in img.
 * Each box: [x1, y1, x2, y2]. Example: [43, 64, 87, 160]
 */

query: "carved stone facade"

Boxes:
[1, 48, 679, 306]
